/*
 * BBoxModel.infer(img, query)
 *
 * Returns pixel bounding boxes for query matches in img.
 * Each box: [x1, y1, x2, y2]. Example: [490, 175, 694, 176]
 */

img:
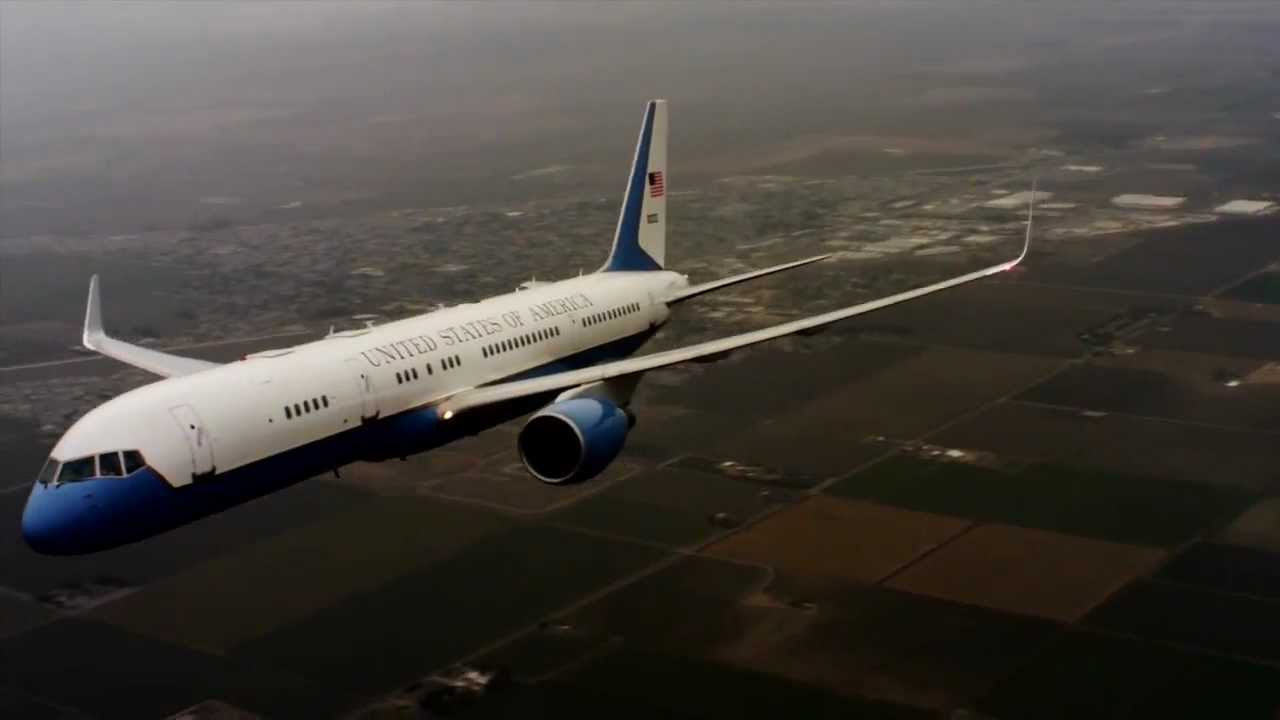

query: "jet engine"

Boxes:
[517, 397, 632, 484]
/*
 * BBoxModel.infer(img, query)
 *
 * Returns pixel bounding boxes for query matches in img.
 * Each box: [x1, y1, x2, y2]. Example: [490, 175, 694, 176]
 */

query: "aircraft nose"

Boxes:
[21, 481, 84, 555]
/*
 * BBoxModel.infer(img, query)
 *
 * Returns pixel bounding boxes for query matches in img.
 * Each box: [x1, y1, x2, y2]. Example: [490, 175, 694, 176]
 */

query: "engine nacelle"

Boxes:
[517, 398, 631, 484]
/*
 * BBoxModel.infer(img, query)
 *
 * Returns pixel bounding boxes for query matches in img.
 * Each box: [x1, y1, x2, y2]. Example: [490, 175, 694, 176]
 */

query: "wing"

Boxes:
[437, 208, 1032, 418]
[83, 275, 219, 377]
[664, 254, 831, 304]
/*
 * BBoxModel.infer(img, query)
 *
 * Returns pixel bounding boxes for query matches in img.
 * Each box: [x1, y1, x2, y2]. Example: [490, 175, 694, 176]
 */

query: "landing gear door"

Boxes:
[169, 404, 215, 483]
[344, 358, 380, 422]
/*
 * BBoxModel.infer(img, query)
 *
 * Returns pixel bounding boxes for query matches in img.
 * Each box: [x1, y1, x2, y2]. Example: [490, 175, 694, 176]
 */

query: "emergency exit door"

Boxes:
[169, 404, 215, 480]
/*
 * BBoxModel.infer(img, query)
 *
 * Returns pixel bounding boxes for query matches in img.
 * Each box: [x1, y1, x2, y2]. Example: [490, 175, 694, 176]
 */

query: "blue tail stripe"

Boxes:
[604, 102, 661, 272]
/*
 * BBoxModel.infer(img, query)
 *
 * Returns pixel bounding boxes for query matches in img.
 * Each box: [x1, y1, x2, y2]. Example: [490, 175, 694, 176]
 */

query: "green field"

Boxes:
[553, 466, 785, 547]
[543, 649, 932, 719]
[1085, 580, 1280, 664]
[828, 454, 1256, 546]
[1222, 270, 1280, 306]
[976, 630, 1192, 719]
[986, 628, 1280, 718]
[552, 554, 1057, 711]
[0, 688, 66, 720]
[0, 593, 51, 641]
[0, 477, 371, 597]
[1131, 653, 1280, 718]
[1, 619, 315, 718]
[93, 495, 516, 653]
[231, 524, 668, 712]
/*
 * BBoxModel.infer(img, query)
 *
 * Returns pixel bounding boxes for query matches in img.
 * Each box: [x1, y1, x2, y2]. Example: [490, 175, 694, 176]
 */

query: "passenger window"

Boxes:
[37, 459, 59, 485]
[313, 397, 320, 409]
[304, 400, 312, 413]
[426, 362, 433, 375]
[122, 450, 146, 474]
[57, 456, 97, 483]
[294, 403, 302, 417]
[322, 396, 330, 408]
[412, 368, 419, 380]
[285, 405, 292, 419]
[98, 452, 124, 477]
[396, 372, 403, 384]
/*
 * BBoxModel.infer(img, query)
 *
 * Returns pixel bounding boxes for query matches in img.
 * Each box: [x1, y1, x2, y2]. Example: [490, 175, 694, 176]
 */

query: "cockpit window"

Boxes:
[122, 450, 146, 475]
[98, 452, 124, 477]
[57, 457, 97, 484]
[37, 459, 59, 485]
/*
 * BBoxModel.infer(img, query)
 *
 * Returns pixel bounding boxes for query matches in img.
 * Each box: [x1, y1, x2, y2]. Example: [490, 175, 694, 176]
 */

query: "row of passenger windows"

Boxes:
[38, 450, 147, 485]
[482, 325, 561, 358]
[284, 395, 329, 420]
[583, 302, 641, 327]
[394, 353, 462, 385]
[397, 365, 429, 385]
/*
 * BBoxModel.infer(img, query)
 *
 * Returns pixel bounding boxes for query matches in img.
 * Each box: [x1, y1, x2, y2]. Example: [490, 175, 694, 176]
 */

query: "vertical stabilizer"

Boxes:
[602, 99, 667, 272]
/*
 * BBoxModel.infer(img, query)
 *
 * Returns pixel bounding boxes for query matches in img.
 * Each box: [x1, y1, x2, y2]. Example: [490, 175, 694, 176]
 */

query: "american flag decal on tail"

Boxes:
[648, 171, 665, 198]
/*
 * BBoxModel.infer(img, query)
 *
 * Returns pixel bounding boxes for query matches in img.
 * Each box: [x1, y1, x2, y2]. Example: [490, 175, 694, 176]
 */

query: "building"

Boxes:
[1213, 199, 1276, 216]
[1111, 194, 1186, 210]
[981, 191, 1054, 210]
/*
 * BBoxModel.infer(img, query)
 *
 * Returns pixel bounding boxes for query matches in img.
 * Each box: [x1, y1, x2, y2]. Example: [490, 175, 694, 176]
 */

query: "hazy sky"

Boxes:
[3, 1, 1278, 235]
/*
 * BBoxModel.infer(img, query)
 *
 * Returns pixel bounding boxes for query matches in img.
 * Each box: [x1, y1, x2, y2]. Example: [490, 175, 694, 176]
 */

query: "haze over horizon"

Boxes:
[4, 1, 1278, 236]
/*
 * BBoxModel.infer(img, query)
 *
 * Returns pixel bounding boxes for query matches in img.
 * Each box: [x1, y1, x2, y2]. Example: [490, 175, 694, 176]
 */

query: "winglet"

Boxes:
[83, 274, 104, 350]
[1018, 178, 1036, 264]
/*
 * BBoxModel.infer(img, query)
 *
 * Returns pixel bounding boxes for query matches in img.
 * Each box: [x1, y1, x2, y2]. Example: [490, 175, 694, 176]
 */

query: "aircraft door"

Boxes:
[344, 358, 380, 422]
[169, 404, 216, 480]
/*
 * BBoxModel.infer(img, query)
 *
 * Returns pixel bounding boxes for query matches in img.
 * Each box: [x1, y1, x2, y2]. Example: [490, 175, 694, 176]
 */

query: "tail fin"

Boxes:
[601, 99, 667, 272]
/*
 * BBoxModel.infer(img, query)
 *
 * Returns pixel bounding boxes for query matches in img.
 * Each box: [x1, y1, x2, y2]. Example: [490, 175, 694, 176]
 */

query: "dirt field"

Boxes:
[887, 524, 1164, 622]
[706, 496, 971, 585]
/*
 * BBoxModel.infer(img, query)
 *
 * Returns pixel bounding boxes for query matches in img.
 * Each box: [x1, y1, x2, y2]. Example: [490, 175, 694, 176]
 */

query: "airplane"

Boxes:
[20, 100, 1032, 555]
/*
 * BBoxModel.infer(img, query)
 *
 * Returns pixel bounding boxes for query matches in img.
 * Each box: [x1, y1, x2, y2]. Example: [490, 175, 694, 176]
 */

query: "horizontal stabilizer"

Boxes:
[83, 275, 218, 378]
[665, 254, 831, 304]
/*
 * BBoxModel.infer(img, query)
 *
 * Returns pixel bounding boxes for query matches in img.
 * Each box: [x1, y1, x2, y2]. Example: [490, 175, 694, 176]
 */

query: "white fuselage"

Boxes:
[51, 271, 684, 489]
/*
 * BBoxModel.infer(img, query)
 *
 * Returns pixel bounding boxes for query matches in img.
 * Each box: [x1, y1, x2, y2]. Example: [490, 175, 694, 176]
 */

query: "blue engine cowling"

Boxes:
[517, 398, 631, 484]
